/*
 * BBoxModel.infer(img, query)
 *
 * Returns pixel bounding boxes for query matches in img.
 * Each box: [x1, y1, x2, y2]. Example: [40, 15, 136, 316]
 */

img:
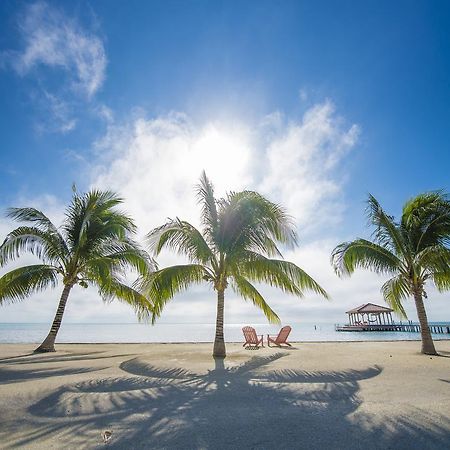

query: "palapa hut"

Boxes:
[346, 303, 394, 326]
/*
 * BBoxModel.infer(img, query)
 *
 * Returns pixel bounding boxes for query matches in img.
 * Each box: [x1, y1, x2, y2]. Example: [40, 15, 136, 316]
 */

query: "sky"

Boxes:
[0, 0, 449, 326]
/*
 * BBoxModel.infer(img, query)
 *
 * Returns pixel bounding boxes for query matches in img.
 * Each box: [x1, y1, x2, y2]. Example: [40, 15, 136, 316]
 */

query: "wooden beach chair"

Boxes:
[242, 326, 264, 349]
[267, 326, 292, 347]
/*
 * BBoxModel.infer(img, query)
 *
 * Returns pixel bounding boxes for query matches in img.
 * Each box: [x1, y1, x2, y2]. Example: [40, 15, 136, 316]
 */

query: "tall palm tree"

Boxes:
[144, 172, 328, 358]
[331, 192, 450, 355]
[0, 189, 155, 353]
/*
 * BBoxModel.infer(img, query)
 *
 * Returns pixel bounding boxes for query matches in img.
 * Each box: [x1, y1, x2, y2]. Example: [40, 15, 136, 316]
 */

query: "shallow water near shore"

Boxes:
[1, 321, 449, 344]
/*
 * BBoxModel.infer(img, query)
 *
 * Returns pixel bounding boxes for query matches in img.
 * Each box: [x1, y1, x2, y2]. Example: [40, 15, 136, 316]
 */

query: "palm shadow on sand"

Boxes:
[2, 353, 449, 449]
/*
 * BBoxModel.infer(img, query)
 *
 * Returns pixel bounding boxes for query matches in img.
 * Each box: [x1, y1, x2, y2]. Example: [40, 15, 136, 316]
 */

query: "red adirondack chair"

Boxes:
[267, 326, 292, 347]
[242, 326, 264, 349]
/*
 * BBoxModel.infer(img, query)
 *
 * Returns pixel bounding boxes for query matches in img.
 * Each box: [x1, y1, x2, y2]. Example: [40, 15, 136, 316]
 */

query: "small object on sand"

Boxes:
[102, 430, 113, 444]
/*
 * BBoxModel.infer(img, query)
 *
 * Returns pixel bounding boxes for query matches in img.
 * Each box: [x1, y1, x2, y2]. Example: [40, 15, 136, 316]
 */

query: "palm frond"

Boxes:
[366, 194, 408, 257]
[236, 253, 328, 298]
[218, 190, 297, 256]
[231, 274, 280, 324]
[140, 264, 207, 322]
[414, 246, 450, 274]
[196, 171, 219, 245]
[64, 190, 135, 251]
[433, 269, 450, 292]
[331, 239, 402, 277]
[6, 207, 61, 235]
[147, 219, 215, 265]
[0, 226, 67, 267]
[380, 275, 409, 318]
[0, 265, 59, 305]
[97, 278, 153, 322]
[402, 192, 450, 252]
[90, 238, 156, 277]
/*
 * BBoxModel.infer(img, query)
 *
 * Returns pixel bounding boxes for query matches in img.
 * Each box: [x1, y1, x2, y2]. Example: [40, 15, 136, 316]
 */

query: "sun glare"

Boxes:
[191, 123, 253, 195]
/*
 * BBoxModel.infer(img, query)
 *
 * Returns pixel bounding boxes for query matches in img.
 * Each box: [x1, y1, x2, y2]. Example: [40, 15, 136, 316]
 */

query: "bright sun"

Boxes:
[190, 123, 253, 195]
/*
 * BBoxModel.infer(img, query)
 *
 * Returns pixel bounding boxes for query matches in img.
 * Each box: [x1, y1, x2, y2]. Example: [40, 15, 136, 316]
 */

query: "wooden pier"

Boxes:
[335, 322, 450, 334]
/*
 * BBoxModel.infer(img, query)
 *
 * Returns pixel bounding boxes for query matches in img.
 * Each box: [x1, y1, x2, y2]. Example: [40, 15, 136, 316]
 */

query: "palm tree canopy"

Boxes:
[145, 172, 328, 324]
[331, 192, 450, 316]
[0, 190, 155, 320]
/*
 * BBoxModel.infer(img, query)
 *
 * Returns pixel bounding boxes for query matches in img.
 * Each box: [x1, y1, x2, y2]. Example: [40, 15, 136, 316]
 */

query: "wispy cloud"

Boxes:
[1, 100, 448, 324]
[92, 101, 359, 237]
[2, 1, 107, 133]
[11, 1, 106, 98]
[85, 101, 364, 322]
[35, 91, 77, 133]
[259, 101, 360, 233]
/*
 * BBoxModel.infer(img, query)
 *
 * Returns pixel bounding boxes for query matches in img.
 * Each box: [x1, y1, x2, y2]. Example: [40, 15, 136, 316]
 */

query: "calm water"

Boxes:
[0, 322, 449, 344]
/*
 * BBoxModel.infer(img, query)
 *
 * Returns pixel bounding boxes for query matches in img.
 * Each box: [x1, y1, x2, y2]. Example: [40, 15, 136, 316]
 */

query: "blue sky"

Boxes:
[0, 0, 449, 324]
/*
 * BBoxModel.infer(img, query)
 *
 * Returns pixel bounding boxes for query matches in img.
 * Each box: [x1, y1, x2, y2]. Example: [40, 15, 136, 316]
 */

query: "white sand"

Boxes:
[0, 341, 449, 449]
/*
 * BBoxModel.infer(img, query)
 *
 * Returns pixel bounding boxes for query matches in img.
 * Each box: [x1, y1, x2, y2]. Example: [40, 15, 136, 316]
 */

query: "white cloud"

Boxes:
[299, 88, 308, 102]
[92, 101, 359, 238]
[88, 101, 450, 325]
[2, 100, 447, 327]
[1, 1, 107, 134]
[84, 101, 365, 323]
[12, 1, 106, 98]
[92, 112, 254, 235]
[35, 91, 77, 133]
[259, 101, 360, 233]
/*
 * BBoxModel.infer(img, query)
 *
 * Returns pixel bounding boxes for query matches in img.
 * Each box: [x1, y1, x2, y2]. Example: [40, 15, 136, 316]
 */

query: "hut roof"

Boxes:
[346, 303, 393, 314]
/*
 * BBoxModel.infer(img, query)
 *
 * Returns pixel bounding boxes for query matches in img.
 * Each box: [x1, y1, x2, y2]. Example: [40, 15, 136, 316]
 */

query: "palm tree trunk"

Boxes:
[34, 283, 73, 353]
[413, 289, 437, 355]
[213, 289, 226, 358]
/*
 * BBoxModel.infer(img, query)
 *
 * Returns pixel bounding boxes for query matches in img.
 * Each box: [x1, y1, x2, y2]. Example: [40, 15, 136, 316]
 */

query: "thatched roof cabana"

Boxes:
[346, 303, 394, 325]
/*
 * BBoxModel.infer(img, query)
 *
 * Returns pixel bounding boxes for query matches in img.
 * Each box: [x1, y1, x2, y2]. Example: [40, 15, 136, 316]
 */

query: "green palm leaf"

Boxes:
[0, 265, 59, 305]
[218, 190, 297, 256]
[0, 188, 154, 352]
[238, 255, 329, 298]
[0, 226, 67, 266]
[142, 264, 208, 322]
[98, 277, 153, 322]
[367, 194, 407, 257]
[332, 192, 450, 356]
[147, 219, 214, 265]
[145, 172, 328, 357]
[380, 275, 408, 318]
[331, 239, 402, 277]
[231, 274, 280, 324]
[196, 170, 219, 245]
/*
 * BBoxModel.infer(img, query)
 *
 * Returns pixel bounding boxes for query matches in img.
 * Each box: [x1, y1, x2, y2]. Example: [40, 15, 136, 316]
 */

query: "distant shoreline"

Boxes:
[2, 322, 449, 345]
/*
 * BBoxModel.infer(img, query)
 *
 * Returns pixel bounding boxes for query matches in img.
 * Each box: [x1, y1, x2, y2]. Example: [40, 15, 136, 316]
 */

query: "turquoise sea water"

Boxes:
[0, 322, 449, 344]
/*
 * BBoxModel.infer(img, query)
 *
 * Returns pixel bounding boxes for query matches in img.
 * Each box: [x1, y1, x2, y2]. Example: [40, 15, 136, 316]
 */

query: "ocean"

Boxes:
[0, 322, 449, 344]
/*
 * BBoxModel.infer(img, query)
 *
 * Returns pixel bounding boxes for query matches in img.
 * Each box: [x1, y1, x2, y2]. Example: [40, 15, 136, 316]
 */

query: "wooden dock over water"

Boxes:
[335, 323, 450, 334]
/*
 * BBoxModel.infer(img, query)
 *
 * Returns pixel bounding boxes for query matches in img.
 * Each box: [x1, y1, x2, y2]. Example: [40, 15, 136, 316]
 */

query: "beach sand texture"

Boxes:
[0, 341, 449, 449]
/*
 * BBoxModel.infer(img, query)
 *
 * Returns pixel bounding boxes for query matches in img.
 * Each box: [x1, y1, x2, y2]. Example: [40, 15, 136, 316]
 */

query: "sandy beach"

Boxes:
[0, 341, 449, 449]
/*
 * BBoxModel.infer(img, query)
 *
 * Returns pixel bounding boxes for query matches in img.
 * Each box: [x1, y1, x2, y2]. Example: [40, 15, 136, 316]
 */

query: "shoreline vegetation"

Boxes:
[0, 174, 449, 357]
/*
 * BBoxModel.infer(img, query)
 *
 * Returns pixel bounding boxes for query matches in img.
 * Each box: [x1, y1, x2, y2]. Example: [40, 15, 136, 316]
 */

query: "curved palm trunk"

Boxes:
[413, 289, 437, 355]
[34, 283, 73, 353]
[213, 289, 226, 358]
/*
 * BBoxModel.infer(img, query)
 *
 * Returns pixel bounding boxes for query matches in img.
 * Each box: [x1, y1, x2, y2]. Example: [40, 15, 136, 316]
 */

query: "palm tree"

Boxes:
[0, 189, 155, 353]
[331, 192, 450, 355]
[144, 172, 328, 358]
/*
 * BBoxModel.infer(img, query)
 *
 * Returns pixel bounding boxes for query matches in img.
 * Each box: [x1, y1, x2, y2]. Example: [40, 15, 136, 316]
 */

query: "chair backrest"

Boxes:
[242, 326, 258, 344]
[275, 326, 291, 343]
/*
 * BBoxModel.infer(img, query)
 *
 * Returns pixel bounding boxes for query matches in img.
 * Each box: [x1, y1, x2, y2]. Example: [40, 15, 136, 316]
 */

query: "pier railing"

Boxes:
[335, 322, 450, 333]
